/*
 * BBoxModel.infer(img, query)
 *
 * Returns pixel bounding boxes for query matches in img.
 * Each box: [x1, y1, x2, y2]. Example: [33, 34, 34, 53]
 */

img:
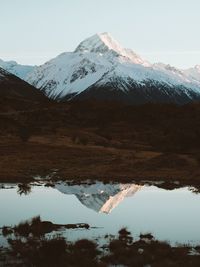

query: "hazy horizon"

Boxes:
[1, 0, 200, 68]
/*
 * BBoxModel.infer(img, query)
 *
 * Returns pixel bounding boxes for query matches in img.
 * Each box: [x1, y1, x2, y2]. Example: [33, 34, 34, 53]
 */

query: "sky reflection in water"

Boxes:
[0, 182, 200, 245]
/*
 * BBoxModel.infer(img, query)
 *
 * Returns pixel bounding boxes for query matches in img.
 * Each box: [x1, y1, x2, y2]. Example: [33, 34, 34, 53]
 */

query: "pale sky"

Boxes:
[1, 0, 200, 68]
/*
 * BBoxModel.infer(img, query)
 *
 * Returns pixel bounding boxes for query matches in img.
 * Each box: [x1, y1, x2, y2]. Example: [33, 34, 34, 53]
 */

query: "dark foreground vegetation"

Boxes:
[1, 100, 200, 184]
[1, 218, 200, 267]
[1, 216, 89, 239]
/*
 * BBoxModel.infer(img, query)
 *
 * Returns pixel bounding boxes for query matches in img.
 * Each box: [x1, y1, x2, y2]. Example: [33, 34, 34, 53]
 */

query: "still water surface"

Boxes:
[0, 182, 200, 245]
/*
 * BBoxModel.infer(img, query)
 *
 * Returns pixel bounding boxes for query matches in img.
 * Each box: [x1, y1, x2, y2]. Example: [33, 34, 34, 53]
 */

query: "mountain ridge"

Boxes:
[0, 67, 47, 111]
[0, 59, 35, 80]
[1, 33, 200, 105]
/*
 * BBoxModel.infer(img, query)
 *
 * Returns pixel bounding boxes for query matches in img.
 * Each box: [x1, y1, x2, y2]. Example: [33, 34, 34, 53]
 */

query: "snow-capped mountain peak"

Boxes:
[184, 65, 200, 83]
[74, 32, 149, 66]
[75, 32, 124, 54]
[23, 33, 200, 104]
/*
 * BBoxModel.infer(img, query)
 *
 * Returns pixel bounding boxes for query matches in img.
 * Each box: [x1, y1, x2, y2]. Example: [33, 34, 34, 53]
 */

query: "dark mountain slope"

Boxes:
[0, 67, 48, 111]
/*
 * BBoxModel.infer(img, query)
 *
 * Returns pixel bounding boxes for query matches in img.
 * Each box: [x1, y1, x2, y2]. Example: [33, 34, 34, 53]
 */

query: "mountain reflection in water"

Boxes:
[55, 182, 142, 213]
[1, 181, 200, 245]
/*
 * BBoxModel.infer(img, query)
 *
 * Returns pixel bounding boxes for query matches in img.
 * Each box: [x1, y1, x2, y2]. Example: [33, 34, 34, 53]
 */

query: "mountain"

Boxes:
[55, 182, 142, 214]
[0, 59, 34, 80]
[184, 65, 200, 83]
[26, 32, 200, 105]
[0, 67, 47, 110]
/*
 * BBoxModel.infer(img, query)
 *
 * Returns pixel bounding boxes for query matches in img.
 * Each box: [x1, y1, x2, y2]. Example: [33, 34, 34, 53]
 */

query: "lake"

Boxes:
[1, 181, 200, 246]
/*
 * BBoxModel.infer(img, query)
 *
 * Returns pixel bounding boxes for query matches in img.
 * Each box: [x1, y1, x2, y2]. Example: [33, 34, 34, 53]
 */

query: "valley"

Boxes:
[0, 100, 200, 187]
